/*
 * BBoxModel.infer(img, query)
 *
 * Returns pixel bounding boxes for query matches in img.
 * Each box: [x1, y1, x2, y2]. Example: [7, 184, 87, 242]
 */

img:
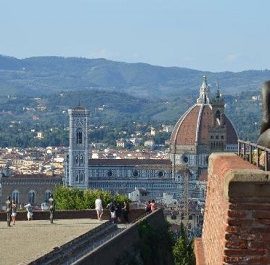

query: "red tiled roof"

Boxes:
[170, 103, 238, 146]
[88, 158, 171, 166]
[11, 174, 61, 179]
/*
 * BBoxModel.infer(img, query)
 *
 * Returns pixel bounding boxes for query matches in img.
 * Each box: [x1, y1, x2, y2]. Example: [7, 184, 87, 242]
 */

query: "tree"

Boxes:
[173, 223, 195, 265]
[54, 186, 128, 210]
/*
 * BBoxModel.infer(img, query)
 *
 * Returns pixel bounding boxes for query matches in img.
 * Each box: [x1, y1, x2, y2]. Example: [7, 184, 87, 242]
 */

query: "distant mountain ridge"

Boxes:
[0, 55, 270, 98]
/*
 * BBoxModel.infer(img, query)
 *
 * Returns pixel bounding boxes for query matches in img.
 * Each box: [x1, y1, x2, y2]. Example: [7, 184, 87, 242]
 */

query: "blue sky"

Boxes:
[0, 0, 269, 71]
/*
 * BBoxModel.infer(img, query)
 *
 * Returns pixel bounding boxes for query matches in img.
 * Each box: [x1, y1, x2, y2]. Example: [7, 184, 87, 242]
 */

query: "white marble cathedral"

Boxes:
[65, 77, 238, 200]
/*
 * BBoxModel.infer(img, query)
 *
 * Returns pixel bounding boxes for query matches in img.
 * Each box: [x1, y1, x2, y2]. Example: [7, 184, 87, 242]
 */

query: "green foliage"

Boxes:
[137, 220, 174, 265]
[54, 186, 128, 210]
[173, 223, 195, 265]
[0, 56, 266, 147]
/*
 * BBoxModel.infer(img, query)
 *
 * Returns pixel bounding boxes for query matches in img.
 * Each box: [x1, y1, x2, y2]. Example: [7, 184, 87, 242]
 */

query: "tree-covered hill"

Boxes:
[1, 55, 270, 98]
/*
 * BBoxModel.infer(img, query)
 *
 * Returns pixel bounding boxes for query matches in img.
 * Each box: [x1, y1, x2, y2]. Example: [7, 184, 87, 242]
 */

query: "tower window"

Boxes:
[76, 129, 83, 144]
[79, 171, 84, 183]
[80, 154, 84, 165]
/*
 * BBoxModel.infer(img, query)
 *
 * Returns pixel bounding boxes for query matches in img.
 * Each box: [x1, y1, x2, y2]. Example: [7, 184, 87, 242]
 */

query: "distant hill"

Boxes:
[0, 55, 270, 98]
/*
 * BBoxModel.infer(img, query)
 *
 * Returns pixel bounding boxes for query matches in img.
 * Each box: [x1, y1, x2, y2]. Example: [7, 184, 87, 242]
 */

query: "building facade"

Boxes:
[170, 77, 238, 176]
[65, 77, 238, 201]
[0, 174, 62, 209]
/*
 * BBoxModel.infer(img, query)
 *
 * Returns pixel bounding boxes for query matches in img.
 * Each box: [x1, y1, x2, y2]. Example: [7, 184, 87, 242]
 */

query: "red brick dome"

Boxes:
[170, 104, 238, 146]
[170, 77, 238, 148]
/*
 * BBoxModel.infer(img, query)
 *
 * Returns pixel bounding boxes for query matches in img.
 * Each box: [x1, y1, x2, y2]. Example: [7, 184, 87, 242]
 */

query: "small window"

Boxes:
[158, 171, 164, 177]
[216, 135, 219, 139]
[107, 170, 113, 177]
[133, 170, 138, 177]
[221, 135, 224, 139]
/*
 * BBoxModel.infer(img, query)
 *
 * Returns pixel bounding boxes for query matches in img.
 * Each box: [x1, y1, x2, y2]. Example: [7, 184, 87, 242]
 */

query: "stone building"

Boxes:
[170, 76, 238, 176]
[65, 77, 238, 201]
[0, 174, 62, 208]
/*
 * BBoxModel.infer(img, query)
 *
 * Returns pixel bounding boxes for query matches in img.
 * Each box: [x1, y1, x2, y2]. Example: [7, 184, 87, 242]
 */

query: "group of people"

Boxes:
[6, 196, 34, 226]
[95, 197, 130, 224]
[5, 194, 55, 227]
[145, 199, 157, 214]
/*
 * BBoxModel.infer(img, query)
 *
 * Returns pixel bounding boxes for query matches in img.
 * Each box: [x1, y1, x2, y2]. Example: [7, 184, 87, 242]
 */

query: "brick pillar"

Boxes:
[194, 153, 270, 265]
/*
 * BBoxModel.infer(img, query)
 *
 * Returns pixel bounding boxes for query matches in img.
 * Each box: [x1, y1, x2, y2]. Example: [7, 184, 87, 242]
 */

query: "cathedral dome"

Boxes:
[170, 77, 238, 150]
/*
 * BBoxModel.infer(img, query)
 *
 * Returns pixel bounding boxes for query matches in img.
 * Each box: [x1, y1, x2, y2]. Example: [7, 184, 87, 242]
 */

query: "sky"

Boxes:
[0, 0, 270, 72]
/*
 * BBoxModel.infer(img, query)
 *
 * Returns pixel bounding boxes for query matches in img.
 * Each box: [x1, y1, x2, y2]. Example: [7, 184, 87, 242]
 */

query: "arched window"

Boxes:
[215, 110, 221, 126]
[80, 154, 84, 165]
[158, 171, 164, 177]
[76, 128, 83, 144]
[45, 190, 51, 202]
[75, 155, 79, 165]
[75, 172, 79, 182]
[12, 190, 19, 204]
[28, 190, 36, 204]
[133, 169, 138, 177]
[215, 110, 221, 120]
[79, 171, 84, 183]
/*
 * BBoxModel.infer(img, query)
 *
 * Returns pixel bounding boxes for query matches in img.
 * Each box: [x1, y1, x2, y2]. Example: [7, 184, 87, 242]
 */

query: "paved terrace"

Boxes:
[0, 219, 104, 265]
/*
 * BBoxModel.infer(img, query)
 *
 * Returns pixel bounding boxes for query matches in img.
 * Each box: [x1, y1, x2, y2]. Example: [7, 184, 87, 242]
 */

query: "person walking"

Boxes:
[11, 200, 17, 225]
[95, 196, 103, 221]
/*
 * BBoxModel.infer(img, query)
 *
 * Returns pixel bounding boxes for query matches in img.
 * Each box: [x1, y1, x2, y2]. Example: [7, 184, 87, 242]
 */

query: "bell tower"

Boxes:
[209, 83, 226, 151]
[68, 106, 90, 188]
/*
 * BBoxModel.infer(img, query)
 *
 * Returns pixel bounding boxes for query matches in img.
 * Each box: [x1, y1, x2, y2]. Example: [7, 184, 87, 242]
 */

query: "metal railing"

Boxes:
[237, 140, 270, 171]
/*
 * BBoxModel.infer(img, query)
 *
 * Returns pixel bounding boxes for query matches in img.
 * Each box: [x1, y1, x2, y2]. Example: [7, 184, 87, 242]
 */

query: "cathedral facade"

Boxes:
[65, 77, 238, 200]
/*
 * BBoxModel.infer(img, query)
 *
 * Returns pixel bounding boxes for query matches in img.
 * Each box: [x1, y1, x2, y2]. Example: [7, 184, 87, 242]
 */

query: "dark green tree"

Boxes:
[173, 223, 195, 265]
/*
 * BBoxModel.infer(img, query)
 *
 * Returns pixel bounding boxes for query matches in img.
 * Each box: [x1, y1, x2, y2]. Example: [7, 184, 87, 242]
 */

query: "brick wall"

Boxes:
[195, 153, 270, 265]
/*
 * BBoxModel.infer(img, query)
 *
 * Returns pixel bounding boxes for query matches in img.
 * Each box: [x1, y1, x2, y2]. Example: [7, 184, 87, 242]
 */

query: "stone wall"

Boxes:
[0, 208, 145, 222]
[74, 209, 173, 265]
[195, 153, 270, 265]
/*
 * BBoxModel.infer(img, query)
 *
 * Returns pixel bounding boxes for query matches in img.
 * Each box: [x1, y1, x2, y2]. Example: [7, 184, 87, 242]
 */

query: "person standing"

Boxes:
[122, 201, 130, 223]
[150, 199, 157, 212]
[11, 200, 17, 225]
[115, 202, 122, 223]
[48, 194, 55, 224]
[107, 201, 116, 223]
[24, 202, 33, 221]
[145, 200, 151, 214]
[6, 196, 11, 227]
[95, 196, 103, 221]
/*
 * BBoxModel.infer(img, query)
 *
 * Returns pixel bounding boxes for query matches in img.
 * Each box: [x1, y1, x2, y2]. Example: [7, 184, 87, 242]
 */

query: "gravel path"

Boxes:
[0, 219, 103, 265]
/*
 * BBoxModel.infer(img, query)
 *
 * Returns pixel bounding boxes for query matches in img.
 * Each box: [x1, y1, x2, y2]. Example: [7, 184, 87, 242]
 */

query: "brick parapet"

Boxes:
[196, 153, 270, 265]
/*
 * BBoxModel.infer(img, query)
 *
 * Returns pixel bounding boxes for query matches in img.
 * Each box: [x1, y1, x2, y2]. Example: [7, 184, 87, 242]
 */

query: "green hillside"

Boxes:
[1, 55, 270, 98]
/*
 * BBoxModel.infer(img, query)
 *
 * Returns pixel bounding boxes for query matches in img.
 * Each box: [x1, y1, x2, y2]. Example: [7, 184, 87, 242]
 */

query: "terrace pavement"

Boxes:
[0, 218, 104, 265]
